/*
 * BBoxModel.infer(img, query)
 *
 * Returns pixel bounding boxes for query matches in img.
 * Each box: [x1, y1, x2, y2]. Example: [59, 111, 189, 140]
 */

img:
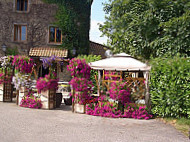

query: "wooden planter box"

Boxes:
[0, 82, 13, 102]
[71, 90, 88, 114]
[74, 103, 86, 114]
[0, 67, 14, 102]
[0, 84, 3, 102]
[40, 89, 56, 110]
[18, 87, 28, 105]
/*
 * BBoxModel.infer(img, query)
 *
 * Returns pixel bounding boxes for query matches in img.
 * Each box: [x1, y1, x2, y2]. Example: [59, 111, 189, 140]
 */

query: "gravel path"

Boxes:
[0, 102, 189, 142]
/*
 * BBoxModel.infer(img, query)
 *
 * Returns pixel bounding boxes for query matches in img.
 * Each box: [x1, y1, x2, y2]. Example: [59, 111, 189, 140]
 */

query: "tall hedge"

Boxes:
[150, 57, 190, 118]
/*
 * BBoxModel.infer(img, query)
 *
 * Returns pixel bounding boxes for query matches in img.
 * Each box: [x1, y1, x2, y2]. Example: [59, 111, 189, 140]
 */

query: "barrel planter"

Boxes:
[40, 88, 56, 110]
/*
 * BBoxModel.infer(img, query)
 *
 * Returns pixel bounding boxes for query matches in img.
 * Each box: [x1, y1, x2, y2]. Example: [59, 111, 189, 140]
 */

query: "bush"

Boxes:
[150, 57, 190, 118]
[77, 55, 101, 93]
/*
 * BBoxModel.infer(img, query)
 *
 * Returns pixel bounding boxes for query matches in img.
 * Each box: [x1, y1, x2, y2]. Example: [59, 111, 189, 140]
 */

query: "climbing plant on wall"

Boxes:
[43, 0, 94, 55]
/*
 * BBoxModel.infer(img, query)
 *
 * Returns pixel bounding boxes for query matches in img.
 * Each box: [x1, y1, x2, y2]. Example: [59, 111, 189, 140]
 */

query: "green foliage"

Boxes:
[6, 47, 19, 56]
[150, 57, 190, 118]
[100, 0, 190, 59]
[43, 0, 93, 55]
[77, 54, 101, 94]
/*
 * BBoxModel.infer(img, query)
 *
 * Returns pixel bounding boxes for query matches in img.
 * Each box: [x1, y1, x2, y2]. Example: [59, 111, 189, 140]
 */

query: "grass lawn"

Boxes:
[159, 117, 190, 137]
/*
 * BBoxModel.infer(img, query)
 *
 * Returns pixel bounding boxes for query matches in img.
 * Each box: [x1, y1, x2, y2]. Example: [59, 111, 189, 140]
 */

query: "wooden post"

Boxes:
[98, 70, 101, 96]
[72, 88, 75, 112]
[145, 71, 150, 111]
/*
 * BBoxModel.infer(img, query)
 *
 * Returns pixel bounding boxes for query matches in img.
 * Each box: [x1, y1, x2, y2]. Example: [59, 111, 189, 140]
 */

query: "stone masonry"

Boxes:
[0, 0, 58, 56]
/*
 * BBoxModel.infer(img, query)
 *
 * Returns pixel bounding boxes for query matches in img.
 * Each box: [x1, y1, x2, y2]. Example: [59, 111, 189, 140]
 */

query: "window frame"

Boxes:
[15, 0, 29, 12]
[48, 26, 62, 44]
[14, 24, 27, 42]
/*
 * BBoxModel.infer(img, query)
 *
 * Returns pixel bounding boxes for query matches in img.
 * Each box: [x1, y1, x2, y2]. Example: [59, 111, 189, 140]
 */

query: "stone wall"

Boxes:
[57, 61, 72, 82]
[0, 0, 58, 56]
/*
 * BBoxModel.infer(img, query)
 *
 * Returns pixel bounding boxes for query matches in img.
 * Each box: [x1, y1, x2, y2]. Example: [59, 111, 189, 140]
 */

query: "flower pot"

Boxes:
[74, 103, 86, 114]
[56, 93, 62, 108]
[40, 89, 56, 110]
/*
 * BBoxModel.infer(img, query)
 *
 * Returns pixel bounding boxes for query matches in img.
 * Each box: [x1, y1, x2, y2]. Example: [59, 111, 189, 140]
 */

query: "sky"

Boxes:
[90, 0, 108, 44]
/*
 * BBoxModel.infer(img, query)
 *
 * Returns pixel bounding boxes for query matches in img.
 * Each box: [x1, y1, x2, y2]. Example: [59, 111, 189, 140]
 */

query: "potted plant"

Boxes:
[69, 77, 93, 113]
[12, 73, 33, 105]
[36, 73, 59, 109]
[20, 91, 42, 109]
[12, 55, 34, 74]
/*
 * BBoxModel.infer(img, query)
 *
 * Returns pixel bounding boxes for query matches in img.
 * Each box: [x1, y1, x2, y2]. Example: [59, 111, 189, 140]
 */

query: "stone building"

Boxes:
[0, 0, 60, 56]
[0, 0, 107, 81]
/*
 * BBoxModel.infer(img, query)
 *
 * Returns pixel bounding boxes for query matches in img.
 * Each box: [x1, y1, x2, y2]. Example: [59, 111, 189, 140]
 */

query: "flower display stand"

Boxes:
[18, 87, 28, 105]
[74, 103, 86, 114]
[40, 89, 56, 110]
[0, 82, 13, 102]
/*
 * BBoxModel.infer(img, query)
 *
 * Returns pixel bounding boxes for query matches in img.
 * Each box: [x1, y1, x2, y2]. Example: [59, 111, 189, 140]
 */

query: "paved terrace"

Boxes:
[0, 102, 189, 142]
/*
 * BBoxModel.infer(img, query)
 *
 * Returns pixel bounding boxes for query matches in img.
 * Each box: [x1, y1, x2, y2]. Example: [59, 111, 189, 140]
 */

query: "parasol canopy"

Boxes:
[89, 53, 151, 71]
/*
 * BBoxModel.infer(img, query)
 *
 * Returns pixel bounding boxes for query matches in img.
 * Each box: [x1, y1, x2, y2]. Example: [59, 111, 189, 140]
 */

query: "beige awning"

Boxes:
[89, 53, 151, 71]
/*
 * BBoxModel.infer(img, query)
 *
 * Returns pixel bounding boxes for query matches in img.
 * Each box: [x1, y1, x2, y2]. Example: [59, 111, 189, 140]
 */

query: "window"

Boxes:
[14, 25, 27, 42]
[16, 0, 28, 11]
[49, 27, 62, 43]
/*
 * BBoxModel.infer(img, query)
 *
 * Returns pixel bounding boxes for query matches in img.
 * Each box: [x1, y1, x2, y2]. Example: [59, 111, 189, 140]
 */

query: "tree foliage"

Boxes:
[100, 0, 190, 59]
[43, 0, 93, 55]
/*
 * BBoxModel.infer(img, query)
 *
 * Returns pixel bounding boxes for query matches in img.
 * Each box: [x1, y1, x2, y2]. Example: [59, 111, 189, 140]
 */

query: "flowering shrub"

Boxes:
[67, 58, 91, 79]
[20, 92, 42, 109]
[69, 77, 93, 92]
[123, 105, 152, 120]
[104, 71, 120, 80]
[0, 56, 14, 69]
[36, 73, 59, 93]
[42, 56, 62, 69]
[109, 81, 131, 104]
[0, 73, 4, 84]
[69, 77, 93, 104]
[86, 101, 122, 118]
[12, 55, 34, 74]
[86, 100, 152, 119]
[12, 73, 33, 90]
[0, 71, 13, 84]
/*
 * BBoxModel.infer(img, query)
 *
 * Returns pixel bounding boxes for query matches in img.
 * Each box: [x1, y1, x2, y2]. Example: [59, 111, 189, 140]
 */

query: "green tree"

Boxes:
[43, 0, 94, 55]
[100, 0, 190, 59]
